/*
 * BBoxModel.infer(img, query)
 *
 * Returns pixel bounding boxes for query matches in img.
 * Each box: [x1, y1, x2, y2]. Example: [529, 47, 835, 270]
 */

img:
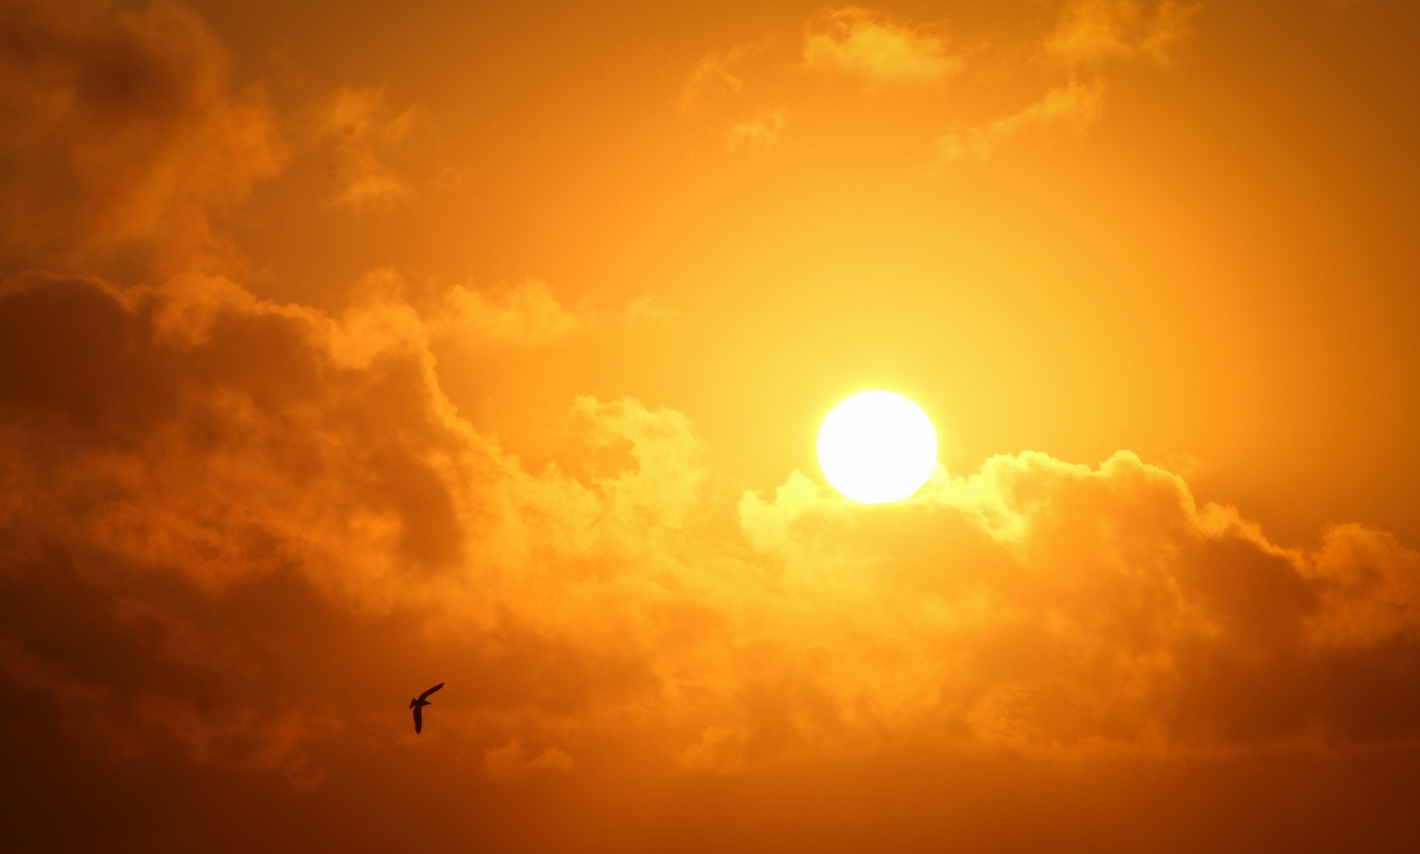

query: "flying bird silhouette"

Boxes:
[409, 682, 444, 734]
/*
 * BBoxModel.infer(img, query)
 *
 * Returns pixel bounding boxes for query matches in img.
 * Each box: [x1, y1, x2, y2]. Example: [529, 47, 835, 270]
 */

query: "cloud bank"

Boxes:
[3, 271, 1419, 784]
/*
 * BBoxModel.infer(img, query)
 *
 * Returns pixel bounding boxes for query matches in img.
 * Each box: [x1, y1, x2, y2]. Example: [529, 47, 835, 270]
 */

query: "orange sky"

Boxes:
[2, 1, 1419, 851]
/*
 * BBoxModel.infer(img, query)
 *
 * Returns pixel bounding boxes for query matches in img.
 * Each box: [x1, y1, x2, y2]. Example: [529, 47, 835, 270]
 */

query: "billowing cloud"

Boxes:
[0, 0, 284, 274]
[3, 271, 1419, 784]
[803, 7, 962, 88]
[740, 454, 1420, 759]
[1045, 0, 1202, 67]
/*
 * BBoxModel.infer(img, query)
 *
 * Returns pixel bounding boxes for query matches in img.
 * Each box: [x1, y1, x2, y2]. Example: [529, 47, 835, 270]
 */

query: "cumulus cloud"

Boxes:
[1045, 0, 1202, 67]
[803, 7, 962, 88]
[737, 452, 1420, 759]
[935, 79, 1104, 167]
[0, 0, 284, 274]
[3, 271, 1419, 782]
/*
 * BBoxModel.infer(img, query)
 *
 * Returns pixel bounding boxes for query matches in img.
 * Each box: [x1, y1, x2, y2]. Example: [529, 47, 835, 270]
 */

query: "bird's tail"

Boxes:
[408, 698, 416, 709]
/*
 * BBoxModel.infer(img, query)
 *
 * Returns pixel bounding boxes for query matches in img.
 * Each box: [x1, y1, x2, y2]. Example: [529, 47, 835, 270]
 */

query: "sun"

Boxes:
[817, 391, 938, 504]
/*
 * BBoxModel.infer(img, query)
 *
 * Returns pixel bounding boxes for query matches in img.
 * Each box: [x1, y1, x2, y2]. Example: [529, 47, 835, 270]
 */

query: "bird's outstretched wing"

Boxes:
[413, 705, 423, 734]
[418, 682, 445, 702]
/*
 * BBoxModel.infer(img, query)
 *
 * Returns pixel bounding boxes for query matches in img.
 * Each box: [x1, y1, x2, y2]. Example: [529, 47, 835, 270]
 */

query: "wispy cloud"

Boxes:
[935, 80, 1105, 167]
[427, 278, 585, 349]
[484, 738, 576, 781]
[1045, 0, 1202, 67]
[935, 0, 1201, 170]
[680, 41, 772, 114]
[316, 87, 420, 211]
[726, 108, 787, 153]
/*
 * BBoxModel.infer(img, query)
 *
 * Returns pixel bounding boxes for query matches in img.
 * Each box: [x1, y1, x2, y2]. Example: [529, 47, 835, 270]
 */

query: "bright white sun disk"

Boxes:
[817, 391, 938, 504]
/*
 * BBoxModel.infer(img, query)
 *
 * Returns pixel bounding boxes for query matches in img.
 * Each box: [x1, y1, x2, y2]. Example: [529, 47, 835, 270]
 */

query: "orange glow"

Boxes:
[2, 0, 1419, 851]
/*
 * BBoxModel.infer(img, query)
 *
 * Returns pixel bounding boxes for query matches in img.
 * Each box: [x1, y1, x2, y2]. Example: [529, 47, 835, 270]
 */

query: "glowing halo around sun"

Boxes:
[817, 391, 939, 504]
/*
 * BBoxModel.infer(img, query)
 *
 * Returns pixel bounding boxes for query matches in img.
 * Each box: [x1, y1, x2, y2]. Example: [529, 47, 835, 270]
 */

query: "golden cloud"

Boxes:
[726, 108, 787, 153]
[680, 41, 771, 114]
[935, 80, 1105, 167]
[427, 277, 586, 349]
[803, 7, 962, 88]
[1045, 0, 1202, 67]
[3, 271, 1419, 781]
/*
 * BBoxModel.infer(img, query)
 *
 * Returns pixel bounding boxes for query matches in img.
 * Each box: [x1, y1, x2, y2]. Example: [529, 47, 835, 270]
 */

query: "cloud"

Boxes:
[0, 0, 284, 274]
[804, 7, 962, 88]
[929, 1, 1199, 169]
[738, 452, 1420, 759]
[315, 86, 420, 211]
[483, 738, 576, 781]
[935, 79, 1104, 167]
[427, 278, 585, 348]
[680, 41, 771, 114]
[1045, 0, 1202, 67]
[422, 276, 669, 348]
[679, 42, 786, 157]
[725, 108, 786, 153]
[3, 271, 1419, 784]
[621, 295, 677, 327]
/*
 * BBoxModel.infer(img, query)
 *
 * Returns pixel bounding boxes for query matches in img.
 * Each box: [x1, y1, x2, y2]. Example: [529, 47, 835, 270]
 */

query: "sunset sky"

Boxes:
[2, 0, 1419, 850]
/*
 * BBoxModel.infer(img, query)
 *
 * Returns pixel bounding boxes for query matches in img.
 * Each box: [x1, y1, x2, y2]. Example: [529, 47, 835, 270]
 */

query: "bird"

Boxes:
[409, 682, 444, 734]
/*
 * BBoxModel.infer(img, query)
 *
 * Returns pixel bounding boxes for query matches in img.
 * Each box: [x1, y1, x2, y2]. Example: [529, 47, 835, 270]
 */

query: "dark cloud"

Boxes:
[0, 0, 283, 276]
